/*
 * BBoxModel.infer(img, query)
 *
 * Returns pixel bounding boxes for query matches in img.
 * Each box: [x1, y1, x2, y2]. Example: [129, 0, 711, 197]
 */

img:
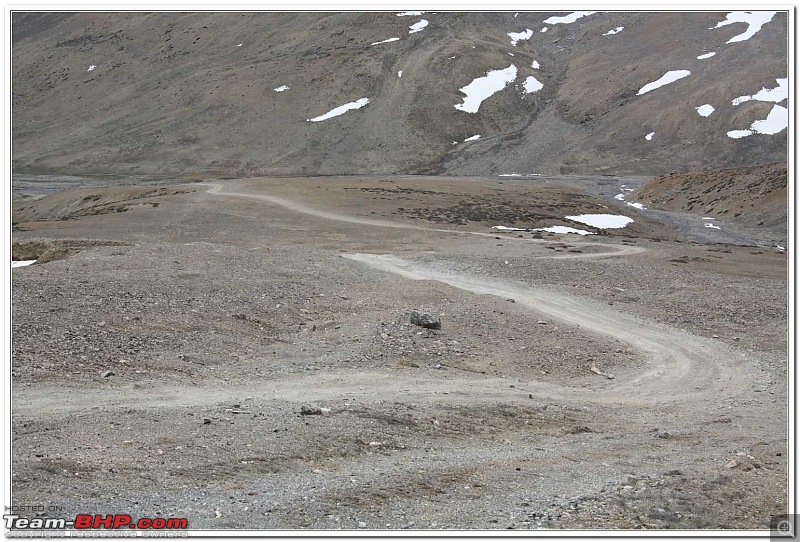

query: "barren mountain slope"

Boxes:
[12, 11, 788, 177]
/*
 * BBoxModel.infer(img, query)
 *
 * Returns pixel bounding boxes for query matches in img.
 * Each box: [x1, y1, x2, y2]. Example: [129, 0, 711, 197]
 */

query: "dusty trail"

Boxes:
[203, 182, 646, 259]
[14, 183, 754, 416]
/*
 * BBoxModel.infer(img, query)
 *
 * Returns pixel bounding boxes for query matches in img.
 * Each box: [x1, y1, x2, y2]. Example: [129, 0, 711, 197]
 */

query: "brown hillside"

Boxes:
[631, 163, 787, 231]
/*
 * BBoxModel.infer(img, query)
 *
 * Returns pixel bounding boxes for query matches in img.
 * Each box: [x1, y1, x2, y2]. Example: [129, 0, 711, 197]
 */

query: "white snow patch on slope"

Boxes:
[371, 37, 400, 45]
[704, 223, 721, 229]
[731, 78, 788, 105]
[274, 85, 290, 92]
[307, 98, 369, 122]
[696, 104, 715, 117]
[541, 27, 548, 32]
[12, 260, 36, 268]
[712, 11, 776, 43]
[409, 20, 429, 33]
[464, 134, 481, 142]
[637, 70, 691, 95]
[237, 43, 243, 47]
[398, 70, 403, 78]
[645, 132, 655, 141]
[492, 225, 526, 231]
[702, 216, 714, 220]
[566, 214, 633, 229]
[523, 75, 543, 94]
[397, 11, 424, 16]
[543, 12, 596, 25]
[697, 52, 716, 59]
[508, 29, 533, 46]
[87, 65, 96, 72]
[531, 60, 540, 69]
[603, 26, 624, 35]
[727, 104, 788, 138]
[454, 64, 518, 113]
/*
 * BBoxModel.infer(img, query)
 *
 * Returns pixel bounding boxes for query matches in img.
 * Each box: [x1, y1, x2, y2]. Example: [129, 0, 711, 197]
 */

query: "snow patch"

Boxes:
[492, 225, 527, 231]
[727, 104, 788, 138]
[603, 26, 624, 35]
[637, 70, 691, 95]
[731, 78, 788, 105]
[12, 260, 36, 268]
[409, 20, 429, 34]
[454, 64, 518, 113]
[464, 134, 481, 142]
[398, 70, 403, 78]
[307, 98, 369, 122]
[645, 132, 655, 141]
[508, 29, 533, 46]
[566, 214, 633, 229]
[237, 43, 243, 47]
[523, 75, 543, 94]
[712, 11, 776, 43]
[397, 11, 424, 16]
[696, 104, 715, 117]
[702, 217, 714, 220]
[371, 37, 400, 45]
[697, 52, 716, 59]
[704, 223, 721, 230]
[87, 65, 96, 72]
[531, 60, 540, 69]
[274, 85, 290, 92]
[540, 27, 548, 32]
[543, 11, 596, 25]
[534, 226, 595, 235]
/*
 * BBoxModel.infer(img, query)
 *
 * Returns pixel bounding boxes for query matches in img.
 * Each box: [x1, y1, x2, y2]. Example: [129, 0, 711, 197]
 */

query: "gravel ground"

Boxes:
[10, 175, 788, 532]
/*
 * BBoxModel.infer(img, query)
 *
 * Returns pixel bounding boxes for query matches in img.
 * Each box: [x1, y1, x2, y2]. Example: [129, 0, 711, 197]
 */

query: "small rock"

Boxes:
[101, 370, 114, 378]
[712, 335, 719, 339]
[300, 405, 323, 416]
[654, 431, 672, 439]
[725, 459, 738, 469]
[410, 310, 441, 330]
[537, 320, 548, 325]
[203, 418, 212, 425]
[357, 521, 367, 528]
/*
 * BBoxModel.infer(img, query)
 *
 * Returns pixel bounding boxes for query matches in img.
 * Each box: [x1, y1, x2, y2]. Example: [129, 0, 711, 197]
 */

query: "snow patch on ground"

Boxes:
[307, 98, 370, 122]
[702, 217, 714, 220]
[543, 11, 596, 25]
[12, 260, 36, 268]
[237, 43, 243, 47]
[704, 223, 721, 230]
[492, 225, 526, 231]
[697, 52, 716, 59]
[712, 11, 775, 43]
[523, 75, 543, 94]
[645, 132, 655, 141]
[603, 26, 624, 35]
[398, 70, 403, 78]
[87, 65, 96, 72]
[454, 65, 518, 113]
[696, 104, 715, 117]
[540, 27, 548, 32]
[637, 70, 691, 95]
[614, 190, 646, 210]
[731, 78, 788, 105]
[508, 29, 533, 46]
[566, 214, 633, 229]
[531, 60, 540, 69]
[409, 20, 429, 33]
[534, 226, 595, 235]
[727, 104, 788, 138]
[274, 85, 290, 92]
[499, 173, 542, 177]
[464, 134, 481, 142]
[371, 37, 400, 45]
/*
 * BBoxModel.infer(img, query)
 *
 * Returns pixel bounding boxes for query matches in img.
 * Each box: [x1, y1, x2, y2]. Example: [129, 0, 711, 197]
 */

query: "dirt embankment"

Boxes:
[631, 163, 787, 231]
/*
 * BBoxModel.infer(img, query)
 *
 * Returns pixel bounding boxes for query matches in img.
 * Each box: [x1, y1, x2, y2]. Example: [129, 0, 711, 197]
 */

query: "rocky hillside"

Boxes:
[630, 162, 787, 230]
[12, 11, 788, 177]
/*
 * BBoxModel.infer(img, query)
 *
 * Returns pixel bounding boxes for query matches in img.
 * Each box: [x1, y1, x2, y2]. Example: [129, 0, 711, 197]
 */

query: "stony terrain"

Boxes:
[10, 175, 788, 532]
[11, 11, 788, 177]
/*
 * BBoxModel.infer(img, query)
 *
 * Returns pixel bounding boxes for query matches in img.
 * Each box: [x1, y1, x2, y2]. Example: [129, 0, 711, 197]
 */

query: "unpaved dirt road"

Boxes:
[11, 176, 787, 531]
